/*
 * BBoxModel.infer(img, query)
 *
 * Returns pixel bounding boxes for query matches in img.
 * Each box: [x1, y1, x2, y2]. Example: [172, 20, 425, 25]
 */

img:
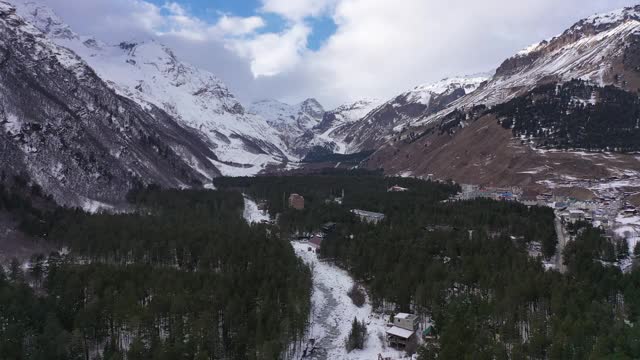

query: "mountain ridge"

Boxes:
[4, 0, 640, 204]
[0, 1, 221, 207]
[365, 5, 640, 188]
[14, 0, 296, 178]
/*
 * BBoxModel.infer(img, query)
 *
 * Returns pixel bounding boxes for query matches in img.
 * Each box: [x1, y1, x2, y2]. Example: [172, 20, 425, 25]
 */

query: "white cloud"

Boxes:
[260, 0, 335, 21]
[228, 24, 311, 77]
[155, 2, 213, 41]
[39, 0, 640, 107]
[216, 15, 265, 36]
[297, 0, 640, 104]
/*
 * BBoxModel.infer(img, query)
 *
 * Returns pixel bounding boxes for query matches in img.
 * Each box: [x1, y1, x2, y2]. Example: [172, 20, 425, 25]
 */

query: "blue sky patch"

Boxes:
[307, 15, 336, 50]
[149, 0, 335, 50]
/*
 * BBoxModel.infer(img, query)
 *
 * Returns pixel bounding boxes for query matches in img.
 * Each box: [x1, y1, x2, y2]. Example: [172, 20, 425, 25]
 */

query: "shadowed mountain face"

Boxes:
[14, 0, 294, 179]
[0, 2, 221, 206]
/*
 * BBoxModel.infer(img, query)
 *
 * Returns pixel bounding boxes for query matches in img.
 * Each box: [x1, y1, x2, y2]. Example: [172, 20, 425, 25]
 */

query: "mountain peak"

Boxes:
[12, 0, 77, 40]
[581, 5, 640, 28]
[250, 98, 324, 127]
[413, 74, 489, 93]
[300, 97, 322, 106]
[298, 98, 325, 118]
[514, 5, 640, 59]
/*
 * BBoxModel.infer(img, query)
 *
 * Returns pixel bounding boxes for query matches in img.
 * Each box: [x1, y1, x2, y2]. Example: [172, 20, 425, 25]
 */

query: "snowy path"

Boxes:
[293, 242, 408, 360]
[553, 217, 568, 273]
[613, 215, 640, 272]
[242, 195, 270, 224]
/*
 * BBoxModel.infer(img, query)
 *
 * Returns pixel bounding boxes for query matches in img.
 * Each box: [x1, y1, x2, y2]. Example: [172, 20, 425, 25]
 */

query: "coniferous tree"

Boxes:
[617, 238, 630, 260]
[345, 317, 367, 352]
[8, 257, 22, 282]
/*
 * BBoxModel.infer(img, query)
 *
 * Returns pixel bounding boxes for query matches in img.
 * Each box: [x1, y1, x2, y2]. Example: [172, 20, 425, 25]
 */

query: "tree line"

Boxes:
[494, 80, 640, 152]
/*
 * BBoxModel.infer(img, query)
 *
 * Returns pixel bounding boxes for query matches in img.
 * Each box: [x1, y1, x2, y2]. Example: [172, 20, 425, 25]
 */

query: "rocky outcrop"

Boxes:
[329, 76, 489, 153]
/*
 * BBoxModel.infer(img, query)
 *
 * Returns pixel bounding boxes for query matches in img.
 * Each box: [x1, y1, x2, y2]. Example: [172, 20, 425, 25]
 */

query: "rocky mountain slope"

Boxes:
[329, 75, 489, 153]
[15, 0, 294, 178]
[248, 98, 324, 157]
[311, 98, 382, 154]
[435, 5, 640, 116]
[0, 1, 220, 207]
[254, 77, 487, 159]
[250, 97, 384, 156]
[366, 6, 640, 187]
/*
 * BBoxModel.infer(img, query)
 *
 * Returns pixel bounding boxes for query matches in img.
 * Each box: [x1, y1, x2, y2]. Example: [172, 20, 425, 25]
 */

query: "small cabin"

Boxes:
[309, 234, 323, 250]
[322, 222, 337, 233]
[569, 209, 586, 222]
[386, 326, 416, 351]
[388, 185, 409, 192]
[422, 325, 437, 341]
[622, 206, 638, 217]
[392, 313, 419, 331]
[387, 313, 419, 351]
[289, 193, 305, 210]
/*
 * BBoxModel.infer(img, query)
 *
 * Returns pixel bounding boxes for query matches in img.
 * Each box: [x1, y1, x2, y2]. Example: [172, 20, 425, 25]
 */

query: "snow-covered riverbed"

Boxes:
[293, 242, 410, 360]
[242, 195, 270, 224]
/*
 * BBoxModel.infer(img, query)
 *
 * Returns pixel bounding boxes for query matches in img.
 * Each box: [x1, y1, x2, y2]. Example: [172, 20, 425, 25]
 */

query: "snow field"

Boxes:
[242, 196, 270, 224]
[293, 242, 411, 360]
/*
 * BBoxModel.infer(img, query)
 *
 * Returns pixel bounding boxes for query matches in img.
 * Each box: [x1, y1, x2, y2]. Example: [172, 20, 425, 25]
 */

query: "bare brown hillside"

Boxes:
[366, 115, 640, 191]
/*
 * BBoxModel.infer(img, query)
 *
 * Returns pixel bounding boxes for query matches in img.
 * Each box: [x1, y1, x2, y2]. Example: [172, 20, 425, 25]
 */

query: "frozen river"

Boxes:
[292, 242, 409, 360]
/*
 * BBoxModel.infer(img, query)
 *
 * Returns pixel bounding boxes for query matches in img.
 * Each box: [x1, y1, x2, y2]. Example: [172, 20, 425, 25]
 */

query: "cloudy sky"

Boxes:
[44, 0, 638, 107]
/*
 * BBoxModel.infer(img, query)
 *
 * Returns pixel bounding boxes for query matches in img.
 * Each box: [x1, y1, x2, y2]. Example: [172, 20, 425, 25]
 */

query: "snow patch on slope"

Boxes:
[583, 6, 640, 27]
[242, 195, 270, 224]
[330, 98, 383, 124]
[408, 75, 488, 105]
[312, 98, 384, 154]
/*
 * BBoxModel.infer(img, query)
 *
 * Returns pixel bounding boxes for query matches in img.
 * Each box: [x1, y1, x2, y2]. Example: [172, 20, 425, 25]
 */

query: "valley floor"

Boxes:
[292, 241, 410, 360]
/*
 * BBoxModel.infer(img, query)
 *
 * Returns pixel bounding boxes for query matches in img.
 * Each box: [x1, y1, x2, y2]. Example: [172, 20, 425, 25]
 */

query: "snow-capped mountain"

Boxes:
[15, 0, 294, 177]
[365, 5, 640, 187]
[5, 0, 640, 201]
[415, 5, 640, 126]
[0, 1, 220, 206]
[251, 97, 385, 156]
[314, 98, 381, 133]
[327, 75, 489, 153]
[248, 98, 324, 156]
[311, 98, 382, 154]
[249, 98, 325, 133]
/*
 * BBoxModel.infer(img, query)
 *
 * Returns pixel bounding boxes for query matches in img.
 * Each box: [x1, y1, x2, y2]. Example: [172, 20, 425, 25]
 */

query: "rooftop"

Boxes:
[352, 209, 385, 219]
[387, 326, 414, 339]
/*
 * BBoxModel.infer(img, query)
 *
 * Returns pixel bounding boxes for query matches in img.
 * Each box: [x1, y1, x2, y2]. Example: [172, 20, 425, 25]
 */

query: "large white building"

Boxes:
[351, 209, 385, 224]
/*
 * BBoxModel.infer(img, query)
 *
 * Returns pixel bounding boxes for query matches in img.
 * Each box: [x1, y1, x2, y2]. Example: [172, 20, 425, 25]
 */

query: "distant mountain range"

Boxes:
[1, 0, 640, 206]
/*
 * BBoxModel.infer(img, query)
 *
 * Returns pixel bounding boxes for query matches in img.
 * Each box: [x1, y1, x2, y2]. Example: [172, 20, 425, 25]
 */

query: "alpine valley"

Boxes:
[4, 1, 639, 207]
[3, 1, 640, 360]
